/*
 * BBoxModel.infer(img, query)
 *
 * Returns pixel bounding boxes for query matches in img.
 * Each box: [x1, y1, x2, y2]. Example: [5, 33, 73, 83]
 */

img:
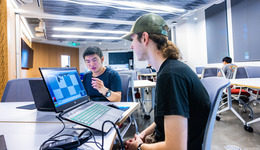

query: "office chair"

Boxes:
[201, 67, 224, 79]
[119, 74, 139, 138]
[245, 66, 260, 78]
[201, 77, 230, 150]
[233, 66, 248, 79]
[1, 78, 42, 102]
[117, 70, 139, 102]
[195, 66, 205, 74]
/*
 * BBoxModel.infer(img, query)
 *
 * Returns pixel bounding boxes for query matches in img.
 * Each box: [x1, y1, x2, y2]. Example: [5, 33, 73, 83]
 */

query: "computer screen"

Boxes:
[39, 67, 88, 112]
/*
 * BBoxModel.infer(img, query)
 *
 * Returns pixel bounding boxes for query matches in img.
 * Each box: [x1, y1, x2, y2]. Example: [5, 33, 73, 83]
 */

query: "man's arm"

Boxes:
[138, 122, 156, 141]
[106, 91, 121, 102]
[127, 115, 188, 150]
[91, 78, 121, 102]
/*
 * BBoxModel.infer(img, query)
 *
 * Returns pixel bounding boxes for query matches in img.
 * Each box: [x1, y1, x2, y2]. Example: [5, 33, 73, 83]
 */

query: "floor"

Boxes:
[122, 93, 260, 150]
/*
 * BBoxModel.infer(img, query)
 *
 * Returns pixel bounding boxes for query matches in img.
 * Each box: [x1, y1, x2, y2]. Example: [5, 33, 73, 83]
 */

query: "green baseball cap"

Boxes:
[121, 13, 169, 41]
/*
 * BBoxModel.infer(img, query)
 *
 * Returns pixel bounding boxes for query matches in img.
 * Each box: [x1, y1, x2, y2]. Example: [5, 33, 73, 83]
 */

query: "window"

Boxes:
[61, 55, 70, 67]
[205, 1, 229, 63]
[231, 0, 260, 62]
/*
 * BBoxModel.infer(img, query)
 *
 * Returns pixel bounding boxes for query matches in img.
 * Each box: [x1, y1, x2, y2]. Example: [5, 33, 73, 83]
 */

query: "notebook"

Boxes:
[39, 67, 124, 133]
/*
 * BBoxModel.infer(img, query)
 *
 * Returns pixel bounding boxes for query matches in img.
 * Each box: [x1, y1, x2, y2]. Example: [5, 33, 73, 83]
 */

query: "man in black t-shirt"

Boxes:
[121, 13, 211, 150]
[82, 46, 122, 102]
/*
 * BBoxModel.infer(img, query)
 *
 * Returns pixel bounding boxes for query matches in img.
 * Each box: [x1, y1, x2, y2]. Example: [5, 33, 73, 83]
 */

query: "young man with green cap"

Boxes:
[121, 13, 211, 150]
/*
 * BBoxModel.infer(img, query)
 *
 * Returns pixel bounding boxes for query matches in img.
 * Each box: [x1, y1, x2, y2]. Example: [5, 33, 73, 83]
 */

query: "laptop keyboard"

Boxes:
[69, 103, 111, 126]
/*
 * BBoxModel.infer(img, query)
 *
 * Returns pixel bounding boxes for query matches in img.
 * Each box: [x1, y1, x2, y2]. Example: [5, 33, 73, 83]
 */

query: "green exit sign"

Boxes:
[68, 42, 80, 46]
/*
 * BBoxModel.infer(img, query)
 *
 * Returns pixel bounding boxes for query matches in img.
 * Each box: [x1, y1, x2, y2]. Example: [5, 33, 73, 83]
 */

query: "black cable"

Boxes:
[87, 128, 102, 149]
[101, 120, 124, 150]
[74, 127, 102, 149]
[40, 116, 66, 150]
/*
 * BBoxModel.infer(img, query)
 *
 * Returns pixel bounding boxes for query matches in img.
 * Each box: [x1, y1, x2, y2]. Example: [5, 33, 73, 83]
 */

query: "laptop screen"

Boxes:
[39, 67, 88, 112]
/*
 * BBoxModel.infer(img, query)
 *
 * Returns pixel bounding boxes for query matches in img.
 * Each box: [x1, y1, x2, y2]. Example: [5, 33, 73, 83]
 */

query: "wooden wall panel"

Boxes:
[20, 42, 79, 78]
[0, 0, 8, 101]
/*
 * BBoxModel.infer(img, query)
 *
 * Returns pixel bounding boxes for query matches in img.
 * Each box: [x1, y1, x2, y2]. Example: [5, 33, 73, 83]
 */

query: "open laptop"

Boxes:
[39, 67, 124, 133]
[29, 79, 55, 111]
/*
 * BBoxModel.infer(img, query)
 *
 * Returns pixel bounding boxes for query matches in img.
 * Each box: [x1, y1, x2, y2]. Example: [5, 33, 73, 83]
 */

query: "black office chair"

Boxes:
[119, 74, 139, 138]
[201, 77, 230, 150]
[1, 78, 41, 102]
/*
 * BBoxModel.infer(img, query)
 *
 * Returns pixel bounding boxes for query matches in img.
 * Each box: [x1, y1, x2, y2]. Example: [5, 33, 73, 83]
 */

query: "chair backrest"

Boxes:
[245, 66, 260, 78]
[1, 78, 42, 102]
[139, 68, 152, 74]
[119, 74, 131, 102]
[201, 67, 224, 78]
[233, 67, 248, 79]
[201, 77, 230, 150]
[195, 67, 205, 74]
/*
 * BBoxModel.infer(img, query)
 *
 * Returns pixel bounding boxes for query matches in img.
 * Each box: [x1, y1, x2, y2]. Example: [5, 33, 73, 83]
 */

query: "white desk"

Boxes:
[0, 102, 138, 150]
[134, 80, 156, 119]
[138, 73, 157, 80]
[218, 78, 260, 132]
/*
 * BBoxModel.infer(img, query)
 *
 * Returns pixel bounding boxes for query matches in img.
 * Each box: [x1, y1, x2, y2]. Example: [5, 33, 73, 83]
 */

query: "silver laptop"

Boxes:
[39, 67, 124, 133]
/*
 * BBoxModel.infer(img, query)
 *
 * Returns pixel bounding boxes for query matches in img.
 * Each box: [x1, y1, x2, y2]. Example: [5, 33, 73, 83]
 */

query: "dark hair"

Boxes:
[222, 56, 232, 63]
[83, 46, 103, 59]
[137, 32, 180, 60]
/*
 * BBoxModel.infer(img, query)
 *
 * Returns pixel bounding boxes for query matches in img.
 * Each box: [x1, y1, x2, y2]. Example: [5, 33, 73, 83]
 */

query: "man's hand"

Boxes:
[126, 134, 143, 150]
[91, 78, 107, 95]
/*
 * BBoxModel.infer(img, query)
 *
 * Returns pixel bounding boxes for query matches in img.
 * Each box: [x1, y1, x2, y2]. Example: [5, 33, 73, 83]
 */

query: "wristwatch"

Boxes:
[137, 143, 143, 150]
[105, 89, 111, 97]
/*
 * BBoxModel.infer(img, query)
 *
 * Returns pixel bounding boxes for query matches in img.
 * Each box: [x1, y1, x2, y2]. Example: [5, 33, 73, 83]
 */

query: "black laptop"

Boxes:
[39, 67, 124, 133]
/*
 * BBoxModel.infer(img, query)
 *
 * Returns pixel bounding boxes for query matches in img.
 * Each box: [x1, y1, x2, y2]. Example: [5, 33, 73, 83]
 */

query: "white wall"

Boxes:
[175, 9, 210, 71]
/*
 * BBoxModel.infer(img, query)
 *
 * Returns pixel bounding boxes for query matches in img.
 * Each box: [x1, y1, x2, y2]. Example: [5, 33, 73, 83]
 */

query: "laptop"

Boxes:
[29, 79, 55, 111]
[39, 67, 124, 133]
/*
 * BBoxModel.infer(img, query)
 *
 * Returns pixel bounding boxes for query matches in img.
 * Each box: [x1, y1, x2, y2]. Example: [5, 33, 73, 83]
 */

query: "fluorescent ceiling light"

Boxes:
[56, 0, 185, 14]
[52, 34, 121, 40]
[53, 27, 128, 34]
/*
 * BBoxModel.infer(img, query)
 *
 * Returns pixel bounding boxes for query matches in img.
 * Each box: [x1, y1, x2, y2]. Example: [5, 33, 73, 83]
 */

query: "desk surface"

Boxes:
[230, 78, 260, 89]
[0, 102, 138, 124]
[133, 80, 156, 88]
[138, 73, 157, 77]
[0, 102, 138, 150]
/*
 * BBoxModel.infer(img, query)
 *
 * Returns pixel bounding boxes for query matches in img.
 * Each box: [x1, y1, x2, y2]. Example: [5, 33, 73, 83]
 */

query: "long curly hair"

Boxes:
[137, 32, 180, 60]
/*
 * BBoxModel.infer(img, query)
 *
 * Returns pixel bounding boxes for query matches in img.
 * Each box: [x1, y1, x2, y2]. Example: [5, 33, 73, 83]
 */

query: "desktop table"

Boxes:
[218, 78, 260, 132]
[0, 102, 138, 150]
[138, 73, 157, 81]
[134, 80, 156, 119]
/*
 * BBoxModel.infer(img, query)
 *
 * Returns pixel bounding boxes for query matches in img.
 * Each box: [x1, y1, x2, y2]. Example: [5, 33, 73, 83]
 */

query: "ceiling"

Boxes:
[13, 0, 220, 46]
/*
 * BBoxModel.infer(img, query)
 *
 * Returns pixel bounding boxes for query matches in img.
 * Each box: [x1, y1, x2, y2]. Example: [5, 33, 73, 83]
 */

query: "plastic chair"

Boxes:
[201, 77, 230, 150]
[1, 78, 42, 102]
[119, 74, 139, 137]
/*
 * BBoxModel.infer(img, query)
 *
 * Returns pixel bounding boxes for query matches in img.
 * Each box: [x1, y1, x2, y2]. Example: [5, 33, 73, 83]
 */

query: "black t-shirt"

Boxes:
[82, 67, 122, 101]
[154, 59, 211, 150]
